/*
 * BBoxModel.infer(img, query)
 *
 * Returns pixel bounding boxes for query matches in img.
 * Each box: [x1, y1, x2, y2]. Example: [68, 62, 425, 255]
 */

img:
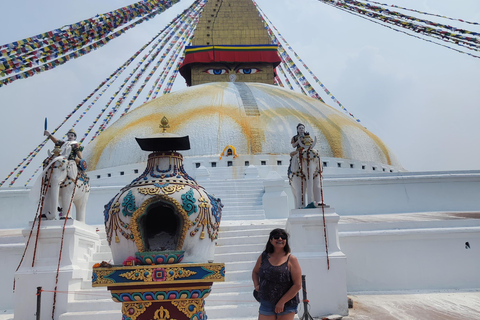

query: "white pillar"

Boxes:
[14, 220, 100, 320]
[286, 207, 348, 318]
[263, 172, 289, 219]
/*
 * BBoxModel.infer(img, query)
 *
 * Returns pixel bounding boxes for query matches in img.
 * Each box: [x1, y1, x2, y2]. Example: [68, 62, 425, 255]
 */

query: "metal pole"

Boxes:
[300, 275, 314, 320]
[36, 286, 42, 320]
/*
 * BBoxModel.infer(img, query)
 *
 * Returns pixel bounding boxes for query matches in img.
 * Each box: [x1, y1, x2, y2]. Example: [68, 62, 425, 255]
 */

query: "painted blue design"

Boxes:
[182, 188, 197, 216]
[154, 182, 170, 188]
[207, 194, 222, 223]
[155, 164, 172, 173]
[121, 190, 137, 217]
[103, 197, 115, 224]
[150, 165, 178, 178]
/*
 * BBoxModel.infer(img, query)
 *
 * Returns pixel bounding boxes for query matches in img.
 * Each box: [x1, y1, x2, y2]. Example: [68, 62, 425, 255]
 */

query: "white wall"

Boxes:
[323, 170, 480, 215]
[340, 226, 480, 292]
[2, 170, 480, 227]
[0, 230, 23, 311]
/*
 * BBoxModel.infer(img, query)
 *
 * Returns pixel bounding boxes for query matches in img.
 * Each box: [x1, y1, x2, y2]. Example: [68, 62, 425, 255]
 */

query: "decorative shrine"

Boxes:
[92, 117, 225, 320]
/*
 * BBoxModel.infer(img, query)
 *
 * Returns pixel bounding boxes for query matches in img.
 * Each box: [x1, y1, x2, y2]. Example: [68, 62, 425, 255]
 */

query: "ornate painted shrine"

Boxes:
[92, 117, 225, 320]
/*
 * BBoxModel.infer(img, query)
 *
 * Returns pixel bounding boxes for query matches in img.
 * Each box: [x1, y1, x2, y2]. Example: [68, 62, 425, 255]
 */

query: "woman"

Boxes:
[252, 228, 302, 320]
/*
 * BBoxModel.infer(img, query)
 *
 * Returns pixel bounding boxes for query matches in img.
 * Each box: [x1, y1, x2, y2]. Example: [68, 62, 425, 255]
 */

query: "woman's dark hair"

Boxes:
[265, 228, 291, 254]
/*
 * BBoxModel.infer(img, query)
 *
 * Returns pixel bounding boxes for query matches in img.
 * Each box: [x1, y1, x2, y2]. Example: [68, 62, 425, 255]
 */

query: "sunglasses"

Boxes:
[271, 234, 287, 240]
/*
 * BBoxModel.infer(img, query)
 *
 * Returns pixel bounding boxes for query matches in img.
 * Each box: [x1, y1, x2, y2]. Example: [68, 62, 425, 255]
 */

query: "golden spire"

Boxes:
[192, 0, 271, 46]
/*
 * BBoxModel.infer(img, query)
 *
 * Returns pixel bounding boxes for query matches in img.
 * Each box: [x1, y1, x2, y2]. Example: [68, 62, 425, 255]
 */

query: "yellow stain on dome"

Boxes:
[262, 107, 344, 159]
[253, 84, 392, 164]
[88, 83, 394, 169]
[364, 129, 392, 165]
[89, 105, 265, 170]
[327, 114, 392, 165]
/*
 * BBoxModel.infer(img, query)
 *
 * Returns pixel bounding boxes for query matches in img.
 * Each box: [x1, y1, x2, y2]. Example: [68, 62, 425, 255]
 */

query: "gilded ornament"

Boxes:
[171, 299, 203, 318]
[202, 264, 225, 280]
[190, 197, 219, 241]
[165, 267, 197, 281]
[162, 184, 185, 195]
[138, 187, 162, 195]
[154, 306, 177, 320]
[122, 302, 152, 320]
[111, 201, 120, 215]
[92, 270, 116, 285]
[119, 269, 153, 281]
[118, 267, 196, 283]
[160, 116, 170, 133]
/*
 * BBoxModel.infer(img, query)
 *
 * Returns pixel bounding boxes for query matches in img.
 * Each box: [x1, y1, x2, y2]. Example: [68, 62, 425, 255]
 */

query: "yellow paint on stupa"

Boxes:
[84, 83, 400, 171]
[89, 105, 262, 170]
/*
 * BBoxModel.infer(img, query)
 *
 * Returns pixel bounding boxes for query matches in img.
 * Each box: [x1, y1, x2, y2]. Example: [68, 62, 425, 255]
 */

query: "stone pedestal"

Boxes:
[263, 172, 289, 219]
[14, 219, 100, 320]
[92, 263, 225, 320]
[286, 207, 348, 318]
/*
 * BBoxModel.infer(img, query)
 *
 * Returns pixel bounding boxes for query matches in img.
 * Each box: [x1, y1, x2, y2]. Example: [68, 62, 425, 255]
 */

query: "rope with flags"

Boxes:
[1, 0, 205, 187]
[0, 0, 182, 87]
[254, 0, 363, 124]
[317, 0, 480, 59]
[362, 0, 479, 26]
[87, 0, 204, 142]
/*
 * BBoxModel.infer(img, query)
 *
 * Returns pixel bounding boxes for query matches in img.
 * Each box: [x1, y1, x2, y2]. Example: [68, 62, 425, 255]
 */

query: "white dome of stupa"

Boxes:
[83, 82, 401, 171]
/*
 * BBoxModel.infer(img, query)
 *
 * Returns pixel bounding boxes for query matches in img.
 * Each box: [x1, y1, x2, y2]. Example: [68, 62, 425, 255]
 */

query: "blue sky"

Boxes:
[1, 0, 479, 187]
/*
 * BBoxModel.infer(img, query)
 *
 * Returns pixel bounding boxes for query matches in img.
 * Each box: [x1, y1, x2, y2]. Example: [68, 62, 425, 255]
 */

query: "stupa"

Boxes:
[83, 0, 401, 176]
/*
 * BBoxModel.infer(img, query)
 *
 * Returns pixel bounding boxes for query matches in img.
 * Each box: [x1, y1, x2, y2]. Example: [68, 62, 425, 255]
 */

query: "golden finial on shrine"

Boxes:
[160, 116, 170, 133]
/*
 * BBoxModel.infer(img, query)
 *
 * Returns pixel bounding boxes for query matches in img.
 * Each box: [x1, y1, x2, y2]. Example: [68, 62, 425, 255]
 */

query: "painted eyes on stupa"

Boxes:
[204, 68, 261, 75]
[236, 68, 261, 74]
[205, 68, 229, 75]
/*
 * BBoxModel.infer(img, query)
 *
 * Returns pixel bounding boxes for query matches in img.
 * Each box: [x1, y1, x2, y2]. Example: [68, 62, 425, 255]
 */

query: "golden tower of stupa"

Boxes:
[180, 0, 281, 86]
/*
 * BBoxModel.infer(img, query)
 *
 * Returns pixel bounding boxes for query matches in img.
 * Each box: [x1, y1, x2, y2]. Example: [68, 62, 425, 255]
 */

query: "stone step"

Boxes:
[221, 211, 266, 218]
[206, 290, 257, 306]
[212, 279, 253, 291]
[59, 310, 120, 320]
[201, 187, 264, 194]
[216, 234, 267, 246]
[218, 228, 272, 238]
[222, 260, 257, 272]
[224, 269, 254, 282]
[92, 251, 113, 262]
[66, 299, 119, 313]
[72, 286, 111, 301]
[200, 180, 265, 187]
[222, 213, 265, 219]
[221, 205, 265, 211]
[222, 214, 265, 220]
[204, 303, 259, 319]
[214, 243, 264, 254]
[221, 201, 263, 207]
[218, 220, 286, 231]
